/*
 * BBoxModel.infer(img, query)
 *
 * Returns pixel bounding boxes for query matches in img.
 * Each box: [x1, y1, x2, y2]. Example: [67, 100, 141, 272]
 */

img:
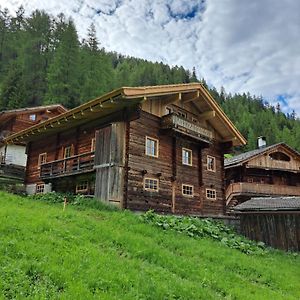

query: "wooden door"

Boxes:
[94, 123, 126, 206]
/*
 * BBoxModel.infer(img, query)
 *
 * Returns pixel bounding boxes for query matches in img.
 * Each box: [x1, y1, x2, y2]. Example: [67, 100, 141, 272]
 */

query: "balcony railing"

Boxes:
[40, 151, 95, 180]
[226, 182, 300, 205]
[161, 114, 213, 142]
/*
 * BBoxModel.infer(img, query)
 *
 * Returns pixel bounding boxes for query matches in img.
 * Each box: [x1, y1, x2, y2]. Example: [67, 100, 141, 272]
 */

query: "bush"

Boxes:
[141, 210, 267, 255]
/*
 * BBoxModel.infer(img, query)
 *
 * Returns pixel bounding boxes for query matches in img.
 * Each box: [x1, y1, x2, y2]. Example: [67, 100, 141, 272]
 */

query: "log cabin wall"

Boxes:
[125, 111, 225, 215]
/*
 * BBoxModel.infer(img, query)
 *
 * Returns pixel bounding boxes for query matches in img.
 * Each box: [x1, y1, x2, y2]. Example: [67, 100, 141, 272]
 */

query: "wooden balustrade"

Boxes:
[226, 182, 300, 202]
[0, 163, 25, 181]
[161, 113, 213, 142]
[40, 151, 95, 179]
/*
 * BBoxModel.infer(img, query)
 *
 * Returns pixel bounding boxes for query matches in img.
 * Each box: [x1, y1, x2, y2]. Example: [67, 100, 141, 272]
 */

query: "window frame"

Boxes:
[36, 183, 45, 194]
[182, 148, 193, 166]
[206, 188, 216, 200]
[145, 136, 159, 158]
[38, 152, 47, 169]
[29, 114, 36, 121]
[143, 178, 159, 192]
[76, 181, 89, 193]
[207, 155, 216, 172]
[182, 184, 194, 197]
[177, 111, 187, 118]
[64, 145, 73, 159]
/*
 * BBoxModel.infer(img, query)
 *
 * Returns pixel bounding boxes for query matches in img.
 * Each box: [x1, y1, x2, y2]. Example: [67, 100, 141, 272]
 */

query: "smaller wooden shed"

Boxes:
[234, 197, 300, 251]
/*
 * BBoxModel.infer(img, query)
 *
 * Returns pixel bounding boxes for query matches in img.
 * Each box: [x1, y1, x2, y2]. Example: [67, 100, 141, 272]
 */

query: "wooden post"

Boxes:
[63, 197, 67, 211]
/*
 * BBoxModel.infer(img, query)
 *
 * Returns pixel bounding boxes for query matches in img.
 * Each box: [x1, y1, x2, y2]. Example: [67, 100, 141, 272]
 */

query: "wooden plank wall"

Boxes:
[126, 111, 226, 215]
[240, 213, 300, 251]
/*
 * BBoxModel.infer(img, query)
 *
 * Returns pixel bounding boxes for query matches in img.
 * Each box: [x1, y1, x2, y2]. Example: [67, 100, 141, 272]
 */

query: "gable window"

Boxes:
[207, 156, 216, 172]
[76, 181, 89, 193]
[29, 114, 36, 121]
[145, 137, 159, 157]
[182, 184, 194, 197]
[269, 151, 290, 162]
[182, 148, 192, 166]
[177, 111, 187, 118]
[91, 138, 96, 152]
[206, 188, 216, 200]
[36, 184, 45, 194]
[64, 145, 73, 159]
[38, 153, 47, 168]
[144, 178, 159, 192]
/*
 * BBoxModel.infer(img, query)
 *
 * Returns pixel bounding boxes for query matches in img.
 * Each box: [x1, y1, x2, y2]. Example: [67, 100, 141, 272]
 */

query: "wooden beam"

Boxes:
[161, 93, 182, 105]
[181, 90, 200, 103]
[223, 136, 237, 143]
[198, 110, 215, 121]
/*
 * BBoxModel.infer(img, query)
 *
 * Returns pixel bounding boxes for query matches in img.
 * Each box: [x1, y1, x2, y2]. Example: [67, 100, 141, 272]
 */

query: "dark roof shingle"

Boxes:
[233, 197, 300, 212]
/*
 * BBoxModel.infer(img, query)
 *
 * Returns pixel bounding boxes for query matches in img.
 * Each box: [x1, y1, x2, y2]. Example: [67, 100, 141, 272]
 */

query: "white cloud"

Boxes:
[1, 0, 300, 114]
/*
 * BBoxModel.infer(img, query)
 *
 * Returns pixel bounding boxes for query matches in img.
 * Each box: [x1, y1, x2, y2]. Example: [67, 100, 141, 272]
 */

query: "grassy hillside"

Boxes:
[0, 192, 299, 299]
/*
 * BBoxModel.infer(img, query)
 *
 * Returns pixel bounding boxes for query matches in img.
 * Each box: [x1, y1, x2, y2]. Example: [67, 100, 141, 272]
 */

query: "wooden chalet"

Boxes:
[234, 197, 300, 251]
[225, 142, 300, 210]
[0, 105, 67, 184]
[5, 83, 246, 215]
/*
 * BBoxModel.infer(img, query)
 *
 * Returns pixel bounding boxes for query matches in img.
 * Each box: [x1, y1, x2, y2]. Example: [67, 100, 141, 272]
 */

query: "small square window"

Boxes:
[76, 181, 89, 193]
[29, 114, 36, 121]
[144, 178, 159, 192]
[38, 153, 47, 168]
[182, 148, 192, 166]
[206, 189, 216, 200]
[207, 156, 216, 172]
[192, 117, 198, 123]
[36, 184, 45, 194]
[182, 184, 194, 197]
[145, 137, 159, 157]
[177, 111, 187, 118]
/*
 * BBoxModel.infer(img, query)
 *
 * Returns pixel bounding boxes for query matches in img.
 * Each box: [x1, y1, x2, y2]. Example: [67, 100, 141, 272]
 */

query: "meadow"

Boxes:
[0, 191, 299, 299]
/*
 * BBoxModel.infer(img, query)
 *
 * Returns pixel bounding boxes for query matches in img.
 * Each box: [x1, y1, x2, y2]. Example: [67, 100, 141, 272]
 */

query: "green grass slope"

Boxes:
[0, 192, 299, 300]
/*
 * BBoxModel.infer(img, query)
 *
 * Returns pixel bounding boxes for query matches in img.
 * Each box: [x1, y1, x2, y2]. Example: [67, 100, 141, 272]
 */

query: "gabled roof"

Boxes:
[225, 142, 300, 168]
[4, 83, 246, 146]
[233, 197, 300, 212]
[0, 104, 67, 123]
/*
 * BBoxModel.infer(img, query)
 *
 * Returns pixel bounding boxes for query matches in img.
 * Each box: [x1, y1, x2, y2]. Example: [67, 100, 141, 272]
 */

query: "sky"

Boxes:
[1, 0, 300, 115]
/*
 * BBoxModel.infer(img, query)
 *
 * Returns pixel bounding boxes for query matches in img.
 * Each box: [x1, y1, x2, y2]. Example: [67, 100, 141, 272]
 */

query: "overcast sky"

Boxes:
[2, 0, 300, 115]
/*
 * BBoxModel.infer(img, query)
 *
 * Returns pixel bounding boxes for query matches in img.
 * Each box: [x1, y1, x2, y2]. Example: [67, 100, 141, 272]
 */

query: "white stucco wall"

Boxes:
[26, 183, 52, 195]
[3, 144, 27, 167]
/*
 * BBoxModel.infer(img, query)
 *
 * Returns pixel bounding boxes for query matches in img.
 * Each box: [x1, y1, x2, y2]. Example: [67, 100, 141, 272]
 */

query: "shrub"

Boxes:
[141, 210, 267, 255]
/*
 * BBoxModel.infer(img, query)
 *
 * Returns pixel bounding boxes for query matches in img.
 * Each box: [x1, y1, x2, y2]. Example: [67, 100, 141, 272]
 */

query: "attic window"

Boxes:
[269, 151, 290, 162]
[29, 114, 36, 121]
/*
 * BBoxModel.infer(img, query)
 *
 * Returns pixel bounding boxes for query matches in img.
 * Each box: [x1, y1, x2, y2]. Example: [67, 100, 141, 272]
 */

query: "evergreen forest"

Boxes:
[1, 7, 299, 152]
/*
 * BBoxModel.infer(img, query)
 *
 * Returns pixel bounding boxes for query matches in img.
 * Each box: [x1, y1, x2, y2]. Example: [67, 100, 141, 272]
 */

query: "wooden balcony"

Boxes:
[226, 182, 300, 205]
[0, 163, 25, 182]
[161, 113, 213, 143]
[40, 152, 95, 180]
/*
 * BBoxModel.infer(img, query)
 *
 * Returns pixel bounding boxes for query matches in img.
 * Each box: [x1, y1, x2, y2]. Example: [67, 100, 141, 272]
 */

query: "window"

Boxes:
[38, 153, 47, 168]
[91, 138, 96, 152]
[64, 145, 73, 158]
[182, 184, 194, 197]
[29, 114, 36, 121]
[207, 156, 216, 172]
[36, 184, 45, 194]
[269, 151, 290, 162]
[145, 137, 159, 157]
[182, 148, 192, 166]
[76, 181, 89, 193]
[192, 117, 198, 123]
[206, 189, 216, 200]
[177, 111, 187, 118]
[144, 178, 159, 192]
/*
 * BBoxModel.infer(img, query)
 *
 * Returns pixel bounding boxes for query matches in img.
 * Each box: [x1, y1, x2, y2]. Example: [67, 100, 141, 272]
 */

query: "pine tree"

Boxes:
[45, 19, 80, 107]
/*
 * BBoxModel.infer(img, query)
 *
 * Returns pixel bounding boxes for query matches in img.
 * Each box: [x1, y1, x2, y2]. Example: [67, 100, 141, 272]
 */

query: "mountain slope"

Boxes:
[0, 192, 299, 299]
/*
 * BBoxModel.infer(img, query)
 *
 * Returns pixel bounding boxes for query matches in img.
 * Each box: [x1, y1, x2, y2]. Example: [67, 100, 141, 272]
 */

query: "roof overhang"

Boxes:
[4, 84, 247, 146]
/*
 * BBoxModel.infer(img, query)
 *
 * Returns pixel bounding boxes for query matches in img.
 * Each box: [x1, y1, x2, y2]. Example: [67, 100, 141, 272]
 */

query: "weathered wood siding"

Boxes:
[94, 123, 126, 206]
[240, 213, 300, 251]
[126, 111, 225, 215]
